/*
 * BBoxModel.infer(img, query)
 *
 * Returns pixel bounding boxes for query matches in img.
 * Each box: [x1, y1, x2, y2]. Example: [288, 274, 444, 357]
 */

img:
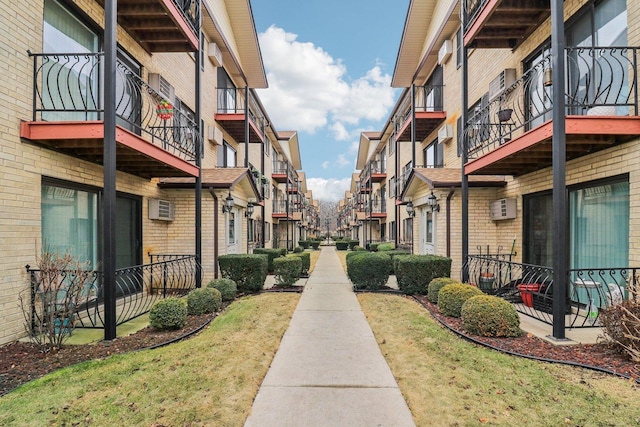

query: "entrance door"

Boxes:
[419, 207, 435, 254]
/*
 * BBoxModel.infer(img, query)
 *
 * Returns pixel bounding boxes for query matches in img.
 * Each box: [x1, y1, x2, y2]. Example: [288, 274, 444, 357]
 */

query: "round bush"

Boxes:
[293, 246, 303, 253]
[427, 277, 459, 303]
[273, 256, 302, 287]
[187, 288, 222, 315]
[347, 252, 391, 290]
[207, 278, 237, 301]
[149, 297, 187, 330]
[437, 283, 484, 318]
[461, 295, 521, 337]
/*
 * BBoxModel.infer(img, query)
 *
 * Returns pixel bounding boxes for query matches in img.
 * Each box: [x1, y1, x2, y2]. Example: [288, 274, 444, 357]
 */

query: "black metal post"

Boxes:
[195, 17, 202, 288]
[245, 86, 249, 168]
[261, 126, 266, 248]
[285, 162, 290, 252]
[103, 0, 117, 341]
[461, 26, 469, 283]
[551, 0, 568, 340]
[411, 83, 416, 167]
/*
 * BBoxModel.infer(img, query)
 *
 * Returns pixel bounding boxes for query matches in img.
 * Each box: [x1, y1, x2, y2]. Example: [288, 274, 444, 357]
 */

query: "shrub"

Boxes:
[369, 242, 379, 252]
[206, 278, 237, 301]
[395, 255, 452, 295]
[438, 283, 484, 318]
[348, 240, 359, 250]
[293, 246, 303, 253]
[218, 254, 268, 294]
[253, 248, 284, 272]
[149, 297, 187, 330]
[461, 295, 521, 337]
[347, 252, 391, 291]
[377, 242, 396, 251]
[427, 277, 459, 303]
[187, 288, 222, 315]
[288, 252, 310, 276]
[273, 256, 302, 287]
[310, 240, 320, 250]
[298, 240, 309, 249]
[336, 241, 349, 250]
[600, 300, 640, 360]
[385, 250, 411, 273]
[353, 245, 365, 251]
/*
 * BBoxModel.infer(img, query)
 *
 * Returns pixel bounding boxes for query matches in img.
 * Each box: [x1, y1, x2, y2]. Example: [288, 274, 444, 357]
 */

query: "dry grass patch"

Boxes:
[0, 293, 299, 426]
[336, 249, 347, 273]
[308, 249, 321, 273]
[358, 293, 639, 427]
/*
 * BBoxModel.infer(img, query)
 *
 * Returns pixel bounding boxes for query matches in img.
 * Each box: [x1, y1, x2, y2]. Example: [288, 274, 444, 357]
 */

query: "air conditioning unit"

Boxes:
[438, 40, 453, 65]
[148, 73, 175, 103]
[149, 199, 175, 221]
[490, 198, 516, 221]
[208, 42, 223, 67]
[488, 68, 516, 101]
[207, 125, 223, 145]
[438, 124, 453, 143]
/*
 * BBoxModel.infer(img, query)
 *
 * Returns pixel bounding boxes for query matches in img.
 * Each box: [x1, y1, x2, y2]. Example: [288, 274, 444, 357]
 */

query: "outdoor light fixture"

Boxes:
[297, 222, 302, 229]
[245, 202, 254, 217]
[543, 67, 553, 87]
[222, 192, 235, 213]
[406, 201, 415, 217]
[427, 191, 440, 213]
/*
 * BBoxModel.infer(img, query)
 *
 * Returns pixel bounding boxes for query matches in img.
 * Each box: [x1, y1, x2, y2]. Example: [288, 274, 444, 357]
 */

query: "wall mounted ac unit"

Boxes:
[149, 199, 175, 221]
[490, 198, 516, 221]
[208, 42, 223, 67]
[438, 124, 453, 143]
[438, 40, 453, 65]
[148, 73, 175, 103]
[488, 68, 516, 101]
[208, 125, 223, 145]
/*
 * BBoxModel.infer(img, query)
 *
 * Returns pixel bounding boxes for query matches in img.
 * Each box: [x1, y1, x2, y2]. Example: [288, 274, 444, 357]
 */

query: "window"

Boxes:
[403, 218, 413, 244]
[456, 116, 462, 157]
[456, 27, 462, 69]
[390, 221, 397, 241]
[217, 68, 237, 113]
[265, 222, 271, 242]
[217, 141, 236, 167]
[423, 139, 443, 168]
[248, 218, 254, 243]
[228, 212, 235, 244]
[389, 176, 396, 198]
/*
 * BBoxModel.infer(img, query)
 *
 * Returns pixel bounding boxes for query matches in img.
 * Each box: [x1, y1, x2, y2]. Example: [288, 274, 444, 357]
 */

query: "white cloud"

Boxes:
[256, 26, 397, 134]
[336, 154, 350, 168]
[321, 161, 330, 169]
[307, 177, 351, 202]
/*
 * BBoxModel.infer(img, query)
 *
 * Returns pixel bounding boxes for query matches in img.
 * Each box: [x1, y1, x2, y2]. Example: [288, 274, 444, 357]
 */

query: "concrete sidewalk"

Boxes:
[245, 246, 415, 427]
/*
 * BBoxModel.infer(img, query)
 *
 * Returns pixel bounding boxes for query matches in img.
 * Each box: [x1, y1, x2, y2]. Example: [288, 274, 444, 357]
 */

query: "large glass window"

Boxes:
[217, 141, 236, 167]
[423, 139, 443, 168]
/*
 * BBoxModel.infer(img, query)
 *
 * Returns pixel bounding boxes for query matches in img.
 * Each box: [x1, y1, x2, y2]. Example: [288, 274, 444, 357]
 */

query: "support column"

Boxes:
[103, 0, 117, 341]
[195, 19, 202, 288]
[461, 27, 469, 283]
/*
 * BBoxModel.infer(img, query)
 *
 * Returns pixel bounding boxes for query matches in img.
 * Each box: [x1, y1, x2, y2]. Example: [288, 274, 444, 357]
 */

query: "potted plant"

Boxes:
[498, 108, 513, 122]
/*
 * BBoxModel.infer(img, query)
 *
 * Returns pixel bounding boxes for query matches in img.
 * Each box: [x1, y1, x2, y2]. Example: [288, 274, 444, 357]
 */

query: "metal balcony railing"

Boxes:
[29, 52, 199, 162]
[465, 255, 640, 327]
[26, 255, 198, 331]
[172, 0, 201, 35]
[393, 84, 445, 132]
[216, 88, 267, 142]
[272, 199, 293, 215]
[462, 0, 488, 34]
[465, 46, 639, 160]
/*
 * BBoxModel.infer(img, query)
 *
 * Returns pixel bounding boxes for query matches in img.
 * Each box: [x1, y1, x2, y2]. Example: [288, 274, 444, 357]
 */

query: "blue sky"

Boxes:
[252, 0, 407, 201]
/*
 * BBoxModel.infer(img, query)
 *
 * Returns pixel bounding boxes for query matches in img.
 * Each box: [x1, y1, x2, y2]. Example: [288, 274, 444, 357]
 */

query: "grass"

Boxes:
[308, 249, 321, 273]
[336, 249, 348, 272]
[358, 293, 640, 427]
[0, 293, 299, 426]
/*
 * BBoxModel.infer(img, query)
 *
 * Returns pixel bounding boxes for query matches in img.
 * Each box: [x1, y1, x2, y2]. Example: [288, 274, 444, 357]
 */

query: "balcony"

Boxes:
[215, 88, 267, 144]
[20, 53, 199, 179]
[464, 47, 640, 176]
[96, 0, 199, 52]
[360, 158, 387, 186]
[271, 160, 296, 183]
[365, 198, 387, 219]
[463, 0, 549, 49]
[393, 85, 446, 143]
[272, 199, 294, 219]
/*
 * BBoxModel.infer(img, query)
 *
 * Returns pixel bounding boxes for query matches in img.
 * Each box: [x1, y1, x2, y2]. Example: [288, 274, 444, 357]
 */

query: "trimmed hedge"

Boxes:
[149, 297, 187, 330]
[218, 254, 268, 294]
[336, 241, 349, 250]
[427, 277, 459, 303]
[206, 278, 237, 302]
[347, 240, 359, 250]
[187, 287, 222, 315]
[298, 240, 309, 249]
[461, 295, 521, 337]
[309, 240, 320, 250]
[369, 242, 379, 252]
[273, 256, 302, 287]
[288, 252, 310, 276]
[346, 252, 391, 290]
[377, 242, 396, 251]
[385, 250, 411, 273]
[253, 248, 284, 273]
[395, 255, 452, 295]
[438, 283, 484, 318]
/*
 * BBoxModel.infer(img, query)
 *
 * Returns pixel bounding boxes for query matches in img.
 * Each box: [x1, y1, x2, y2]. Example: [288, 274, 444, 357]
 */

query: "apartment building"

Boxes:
[345, 0, 639, 337]
[0, 0, 314, 344]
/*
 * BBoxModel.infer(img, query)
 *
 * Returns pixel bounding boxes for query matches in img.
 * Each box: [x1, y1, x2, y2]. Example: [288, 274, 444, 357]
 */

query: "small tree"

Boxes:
[21, 252, 91, 352]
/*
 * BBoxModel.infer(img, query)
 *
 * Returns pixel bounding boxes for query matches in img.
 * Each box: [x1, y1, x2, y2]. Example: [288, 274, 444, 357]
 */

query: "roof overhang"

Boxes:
[401, 167, 506, 199]
[158, 167, 261, 200]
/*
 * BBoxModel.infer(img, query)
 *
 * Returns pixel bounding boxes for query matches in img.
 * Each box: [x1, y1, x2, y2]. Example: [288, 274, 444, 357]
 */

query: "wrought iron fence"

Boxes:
[465, 255, 639, 327]
[272, 199, 293, 214]
[28, 52, 199, 162]
[172, 0, 200, 36]
[216, 87, 267, 141]
[393, 84, 445, 132]
[26, 255, 198, 331]
[462, 0, 487, 33]
[466, 46, 639, 160]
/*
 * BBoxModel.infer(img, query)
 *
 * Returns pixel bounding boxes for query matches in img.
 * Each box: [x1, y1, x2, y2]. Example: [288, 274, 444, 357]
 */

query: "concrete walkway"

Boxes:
[245, 246, 415, 427]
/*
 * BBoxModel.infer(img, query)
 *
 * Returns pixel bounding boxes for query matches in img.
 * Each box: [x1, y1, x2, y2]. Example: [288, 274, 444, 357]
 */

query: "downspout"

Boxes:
[446, 187, 455, 258]
[209, 188, 219, 278]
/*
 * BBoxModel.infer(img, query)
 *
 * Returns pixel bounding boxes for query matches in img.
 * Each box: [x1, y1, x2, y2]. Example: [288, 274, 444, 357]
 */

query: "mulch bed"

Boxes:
[412, 295, 640, 382]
